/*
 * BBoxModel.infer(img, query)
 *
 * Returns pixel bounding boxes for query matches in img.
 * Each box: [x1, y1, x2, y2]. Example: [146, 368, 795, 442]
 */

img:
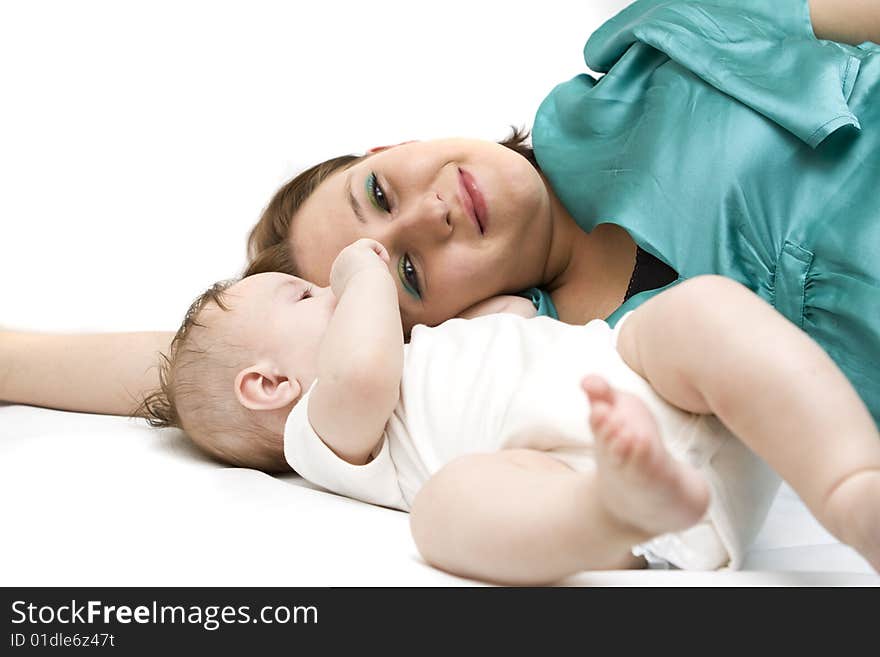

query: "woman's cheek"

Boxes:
[448, 246, 501, 281]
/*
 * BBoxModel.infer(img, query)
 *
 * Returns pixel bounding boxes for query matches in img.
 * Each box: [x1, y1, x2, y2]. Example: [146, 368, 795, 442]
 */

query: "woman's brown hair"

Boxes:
[243, 126, 537, 279]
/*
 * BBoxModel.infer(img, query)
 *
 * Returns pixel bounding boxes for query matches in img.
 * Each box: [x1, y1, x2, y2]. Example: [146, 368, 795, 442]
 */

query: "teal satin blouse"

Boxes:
[530, 0, 880, 424]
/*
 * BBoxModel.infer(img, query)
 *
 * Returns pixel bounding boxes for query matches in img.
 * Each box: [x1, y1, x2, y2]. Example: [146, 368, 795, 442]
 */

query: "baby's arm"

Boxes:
[307, 239, 404, 466]
[457, 295, 537, 319]
[616, 275, 880, 557]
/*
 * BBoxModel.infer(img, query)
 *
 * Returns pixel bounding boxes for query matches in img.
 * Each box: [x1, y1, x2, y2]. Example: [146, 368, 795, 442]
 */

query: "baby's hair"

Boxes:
[137, 280, 235, 429]
[134, 279, 289, 473]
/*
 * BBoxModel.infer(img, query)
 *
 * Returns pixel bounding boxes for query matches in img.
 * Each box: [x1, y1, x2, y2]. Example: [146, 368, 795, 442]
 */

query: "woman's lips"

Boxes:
[458, 168, 488, 236]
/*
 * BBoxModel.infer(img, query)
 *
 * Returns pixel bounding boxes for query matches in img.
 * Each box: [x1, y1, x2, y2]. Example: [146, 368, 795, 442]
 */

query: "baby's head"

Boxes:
[138, 272, 336, 472]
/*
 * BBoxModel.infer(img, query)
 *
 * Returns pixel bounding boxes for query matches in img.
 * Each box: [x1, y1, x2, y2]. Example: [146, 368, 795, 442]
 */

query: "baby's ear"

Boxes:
[234, 366, 301, 411]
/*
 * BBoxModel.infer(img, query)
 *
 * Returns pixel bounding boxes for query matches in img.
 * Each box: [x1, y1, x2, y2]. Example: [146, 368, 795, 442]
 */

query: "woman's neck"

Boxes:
[541, 184, 637, 324]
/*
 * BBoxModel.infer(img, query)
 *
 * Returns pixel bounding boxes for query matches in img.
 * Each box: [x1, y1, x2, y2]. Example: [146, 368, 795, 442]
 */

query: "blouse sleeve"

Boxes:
[584, 0, 863, 147]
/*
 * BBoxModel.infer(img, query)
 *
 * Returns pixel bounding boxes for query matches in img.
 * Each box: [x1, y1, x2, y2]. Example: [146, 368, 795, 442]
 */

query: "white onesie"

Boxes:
[284, 313, 780, 570]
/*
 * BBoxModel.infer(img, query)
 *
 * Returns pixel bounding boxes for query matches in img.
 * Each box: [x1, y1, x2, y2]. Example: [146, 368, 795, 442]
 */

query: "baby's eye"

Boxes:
[366, 172, 391, 213]
[299, 286, 313, 300]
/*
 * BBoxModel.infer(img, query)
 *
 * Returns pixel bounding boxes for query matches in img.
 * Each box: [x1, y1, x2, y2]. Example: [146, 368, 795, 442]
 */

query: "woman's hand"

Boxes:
[809, 0, 880, 45]
[457, 295, 538, 320]
[329, 238, 391, 298]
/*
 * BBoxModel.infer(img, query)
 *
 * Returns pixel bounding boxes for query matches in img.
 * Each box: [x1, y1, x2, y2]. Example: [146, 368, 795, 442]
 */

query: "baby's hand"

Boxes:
[330, 239, 391, 297]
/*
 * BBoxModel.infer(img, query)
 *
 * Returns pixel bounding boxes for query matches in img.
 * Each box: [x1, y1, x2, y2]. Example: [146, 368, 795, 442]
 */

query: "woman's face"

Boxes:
[289, 138, 554, 331]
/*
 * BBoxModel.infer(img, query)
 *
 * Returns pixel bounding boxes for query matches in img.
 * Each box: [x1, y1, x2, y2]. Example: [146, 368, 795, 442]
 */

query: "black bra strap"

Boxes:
[624, 247, 679, 302]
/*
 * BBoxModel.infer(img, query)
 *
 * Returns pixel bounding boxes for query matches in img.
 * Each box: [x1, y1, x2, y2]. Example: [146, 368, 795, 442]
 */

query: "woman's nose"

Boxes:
[392, 192, 451, 242]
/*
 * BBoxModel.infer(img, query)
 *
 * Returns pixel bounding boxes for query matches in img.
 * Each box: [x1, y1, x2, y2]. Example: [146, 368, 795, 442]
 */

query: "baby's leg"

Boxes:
[824, 469, 880, 572]
[614, 277, 880, 572]
[582, 374, 710, 535]
[410, 380, 710, 585]
[410, 448, 646, 585]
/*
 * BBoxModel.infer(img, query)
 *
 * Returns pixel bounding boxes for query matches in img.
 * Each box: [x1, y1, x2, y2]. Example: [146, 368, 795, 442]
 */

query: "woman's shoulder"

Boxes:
[575, 0, 861, 148]
[584, 0, 815, 72]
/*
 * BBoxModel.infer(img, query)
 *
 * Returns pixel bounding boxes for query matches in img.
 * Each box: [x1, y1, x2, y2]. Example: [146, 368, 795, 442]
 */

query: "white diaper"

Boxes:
[631, 415, 781, 570]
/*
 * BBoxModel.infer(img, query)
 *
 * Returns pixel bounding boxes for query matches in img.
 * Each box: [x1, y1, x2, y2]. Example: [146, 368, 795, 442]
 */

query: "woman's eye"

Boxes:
[365, 172, 391, 212]
[397, 255, 421, 300]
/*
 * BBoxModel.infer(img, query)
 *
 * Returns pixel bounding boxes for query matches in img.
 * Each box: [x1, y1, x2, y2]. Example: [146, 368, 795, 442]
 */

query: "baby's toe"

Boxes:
[582, 374, 615, 406]
[609, 430, 635, 464]
[589, 400, 614, 438]
[627, 432, 655, 468]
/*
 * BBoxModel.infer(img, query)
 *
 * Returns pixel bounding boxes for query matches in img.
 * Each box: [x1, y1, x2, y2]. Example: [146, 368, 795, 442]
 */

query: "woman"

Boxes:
[3, 0, 879, 425]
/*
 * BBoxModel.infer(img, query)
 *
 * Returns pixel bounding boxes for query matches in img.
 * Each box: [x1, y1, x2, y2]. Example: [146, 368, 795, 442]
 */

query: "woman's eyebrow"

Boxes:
[346, 171, 366, 224]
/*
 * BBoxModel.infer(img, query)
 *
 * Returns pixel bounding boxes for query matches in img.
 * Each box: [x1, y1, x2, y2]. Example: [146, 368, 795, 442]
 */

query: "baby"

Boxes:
[140, 239, 880, 584]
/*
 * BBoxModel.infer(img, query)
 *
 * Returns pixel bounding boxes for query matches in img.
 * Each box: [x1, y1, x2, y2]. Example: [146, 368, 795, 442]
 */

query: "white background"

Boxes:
[1, 0, 629, 333]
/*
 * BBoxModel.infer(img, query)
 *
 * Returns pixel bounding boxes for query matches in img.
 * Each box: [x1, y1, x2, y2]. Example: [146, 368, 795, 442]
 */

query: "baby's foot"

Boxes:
[582, 375, 710, 536]
[825, 469, 880, 573]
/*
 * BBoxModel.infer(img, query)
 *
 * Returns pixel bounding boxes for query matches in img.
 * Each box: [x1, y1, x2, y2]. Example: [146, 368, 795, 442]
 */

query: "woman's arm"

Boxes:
[0, 331, 172, 416]
[809, 0, 880, 45]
